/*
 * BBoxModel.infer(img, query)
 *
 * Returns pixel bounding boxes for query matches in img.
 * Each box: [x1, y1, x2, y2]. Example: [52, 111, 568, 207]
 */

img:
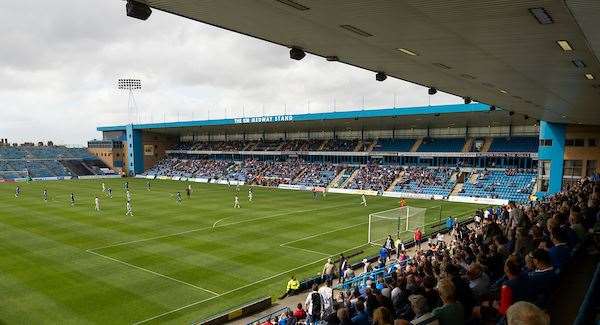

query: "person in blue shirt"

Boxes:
[446, 216, 454, 230]
[379, 246, 389, 263]
[351, 300, 369, 325]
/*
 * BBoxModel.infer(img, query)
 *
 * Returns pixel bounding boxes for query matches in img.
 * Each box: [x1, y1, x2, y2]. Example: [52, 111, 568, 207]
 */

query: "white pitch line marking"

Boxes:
[86, 249, 220, 297]
[280, 221, 368, 246]
[88, 202, 355, 251]
[281, 246, 331, 257]
[131, 241, 370, 325]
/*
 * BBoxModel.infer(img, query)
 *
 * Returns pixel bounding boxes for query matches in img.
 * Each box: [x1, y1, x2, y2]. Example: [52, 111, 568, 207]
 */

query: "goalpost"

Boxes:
[367, 206, 427, 245]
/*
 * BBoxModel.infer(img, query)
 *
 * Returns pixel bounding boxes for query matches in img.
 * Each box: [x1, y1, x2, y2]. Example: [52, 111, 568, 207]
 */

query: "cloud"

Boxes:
[0, 0, 460, 145]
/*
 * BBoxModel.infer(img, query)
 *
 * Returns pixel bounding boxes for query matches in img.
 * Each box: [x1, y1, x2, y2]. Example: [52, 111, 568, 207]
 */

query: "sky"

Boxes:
[1, 0, 461, 146]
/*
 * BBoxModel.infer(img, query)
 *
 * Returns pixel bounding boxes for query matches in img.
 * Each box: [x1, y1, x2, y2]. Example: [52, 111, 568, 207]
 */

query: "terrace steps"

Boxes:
[366, 139, 378, 152]
[318, 140, 329, 151]
[328, 168, 346, 188]
[341, 168, 360, 189]
[480, 137, 493, 152]
[462, 137, 474, 152]
[387, 171, 406, 191]
[450, 183, 464, 196]
[410, 138, 423, 152]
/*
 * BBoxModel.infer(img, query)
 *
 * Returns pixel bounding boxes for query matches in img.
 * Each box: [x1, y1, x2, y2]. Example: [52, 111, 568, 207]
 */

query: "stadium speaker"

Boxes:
[490, 105, 496, 111]
[509, 111, 515, 116]
[126, 0, 152, 20]
[290, 47, 306, 60]
[375, 72, 387, 82]
[428, 87, 437, 95]
[464, 97, 472, 104]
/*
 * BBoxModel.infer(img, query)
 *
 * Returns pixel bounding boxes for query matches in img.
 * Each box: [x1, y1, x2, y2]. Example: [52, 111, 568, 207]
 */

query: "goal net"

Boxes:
[367, 206, 427, 245]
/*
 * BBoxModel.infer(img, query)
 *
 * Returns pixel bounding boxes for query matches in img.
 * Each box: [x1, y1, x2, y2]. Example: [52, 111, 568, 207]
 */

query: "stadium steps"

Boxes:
[353, 141, 363, 152]
[341, 168, 360, 189]
[366, 139, 378, 152]
[450, 182, 464, 195]
[318, 139, 329, 151]
[387, 171, 406, 191]
[410, 137, 423, 152]
[480, 137, 493, 152]
[328, 168, 346, 188]
[462, 137, 474, 152]
[244, 142, 257, 150]
[58, 160, 86, 176]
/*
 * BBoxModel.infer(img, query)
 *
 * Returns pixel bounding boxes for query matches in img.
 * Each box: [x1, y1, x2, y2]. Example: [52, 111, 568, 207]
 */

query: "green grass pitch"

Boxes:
[0, 179, 486, 324]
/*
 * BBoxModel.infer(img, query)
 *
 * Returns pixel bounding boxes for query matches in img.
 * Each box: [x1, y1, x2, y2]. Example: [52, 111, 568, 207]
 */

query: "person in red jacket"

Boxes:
[293, 303, 306, 319]
[414, 227, 423, 250]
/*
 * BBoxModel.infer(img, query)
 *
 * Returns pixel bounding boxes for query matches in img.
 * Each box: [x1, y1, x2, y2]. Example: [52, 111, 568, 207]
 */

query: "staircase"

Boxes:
[292, 166, 308, 183]
[410, 138, 423, 152]
[341, 168, 360, 188]
[318, 140, 329, 151]
[480, 137, 493, 152]
[366, 139, 378, 152]
[462, 137, 474, 152]
[61, 160, 94, 176]
[386, 171, 406, 191]
[327, 168, 346, 188]
[450, 183, 464, 195]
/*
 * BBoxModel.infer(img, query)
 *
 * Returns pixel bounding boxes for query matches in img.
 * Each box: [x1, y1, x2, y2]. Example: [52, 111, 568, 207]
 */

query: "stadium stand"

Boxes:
[417, 137, 466, 152]
[489, 136, 539, 152]
[253, 177, 599, 325]
[0, 145, 108, 179]
[373, 138, 416, 152]
[395, 167, 456, 197]
[345, 164, 403, 191]
[459, 169, 536, 202]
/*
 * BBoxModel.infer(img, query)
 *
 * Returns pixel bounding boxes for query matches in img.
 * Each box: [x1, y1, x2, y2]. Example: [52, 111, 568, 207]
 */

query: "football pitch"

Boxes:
[0, 179, 486, 324]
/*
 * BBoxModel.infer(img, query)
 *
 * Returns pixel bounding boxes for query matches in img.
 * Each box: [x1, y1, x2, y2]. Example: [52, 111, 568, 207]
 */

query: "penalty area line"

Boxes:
[86, 249, 220, 297]
[131, 241, 370, 325]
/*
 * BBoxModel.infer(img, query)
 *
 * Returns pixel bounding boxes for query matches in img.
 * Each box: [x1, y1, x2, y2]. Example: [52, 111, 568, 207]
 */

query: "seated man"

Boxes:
[528, 249, 558, 309]
[280, 275, 300, 299]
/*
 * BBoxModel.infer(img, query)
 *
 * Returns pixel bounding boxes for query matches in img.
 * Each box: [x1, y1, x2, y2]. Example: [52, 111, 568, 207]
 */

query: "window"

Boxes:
[589, 139, 597, 147]
[587, 160, 598, 177]
[540, 139, 553, 146]
[565, 139, 584, 147]
[538, 160, 551, 192]
[563, 160, 583, 177]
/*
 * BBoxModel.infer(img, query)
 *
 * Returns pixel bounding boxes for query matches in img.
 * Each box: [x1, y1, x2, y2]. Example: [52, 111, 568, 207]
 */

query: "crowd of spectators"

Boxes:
[264, 176, 600, 325]
[396, 167, 454, 189]
[346, 164, 403, 192]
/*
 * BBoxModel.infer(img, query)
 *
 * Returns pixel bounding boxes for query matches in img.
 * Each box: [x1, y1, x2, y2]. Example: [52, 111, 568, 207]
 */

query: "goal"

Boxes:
[367, 206, 427, 245]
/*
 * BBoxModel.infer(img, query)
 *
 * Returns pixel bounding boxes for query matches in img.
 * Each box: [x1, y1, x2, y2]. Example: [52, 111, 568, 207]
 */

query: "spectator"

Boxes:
[506, 301, 549, 325]
[372, 307, 393, 325]
[528, 249, 558, 309]
[322, 258, 336, 281]
[466, 263, 490, 301]
[305, 283, 324, 325]
[406, 294, 439, 325]
[498, 255, 530, 315]
[431, 278, 464, 325]
[414, 228, 423, 250]
[293, 303, 306, 320]
[337, 307, 353, 325]
[319, 280, 334, 316]
[351, 300, 369, 325]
